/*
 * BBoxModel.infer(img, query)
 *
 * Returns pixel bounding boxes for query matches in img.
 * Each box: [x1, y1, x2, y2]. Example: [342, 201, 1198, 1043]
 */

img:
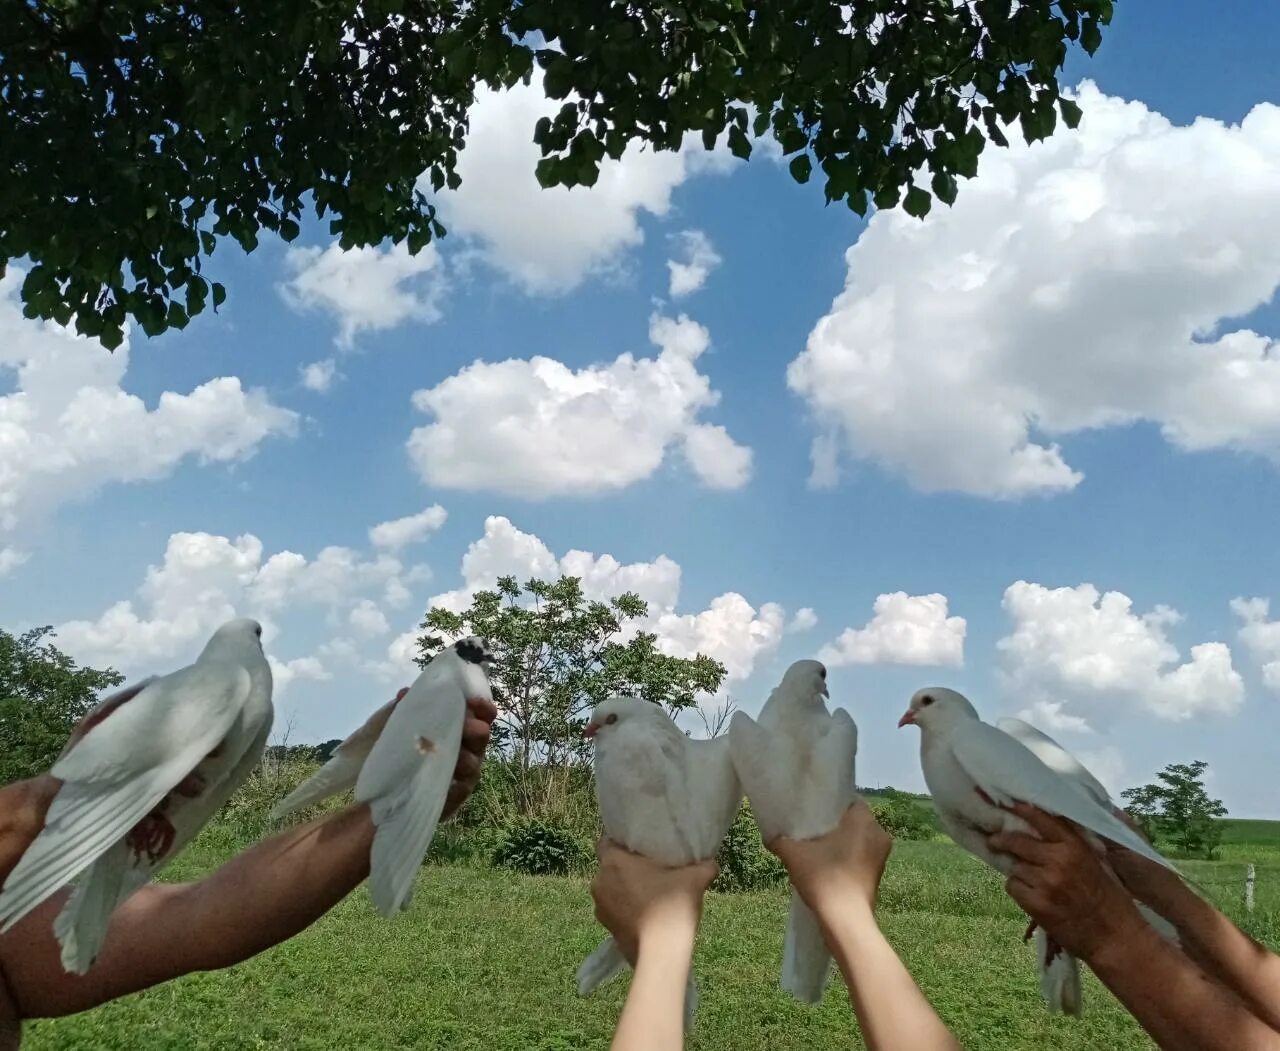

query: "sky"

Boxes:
[3, 0, 1279, 816]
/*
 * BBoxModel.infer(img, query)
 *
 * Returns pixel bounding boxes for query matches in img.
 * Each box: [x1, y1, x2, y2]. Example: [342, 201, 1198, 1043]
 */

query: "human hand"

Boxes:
[590, 839, 717, 965]
[443, 694, 498, 819]
[767, 799, 892, 917]
[988, 802, 1146, 961]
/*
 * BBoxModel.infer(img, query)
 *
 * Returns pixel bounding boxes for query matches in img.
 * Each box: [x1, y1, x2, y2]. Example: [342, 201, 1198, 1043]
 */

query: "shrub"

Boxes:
[492, 821, 587, 876]
[714, 802, 787, 893]
[869, 789, 936, 841]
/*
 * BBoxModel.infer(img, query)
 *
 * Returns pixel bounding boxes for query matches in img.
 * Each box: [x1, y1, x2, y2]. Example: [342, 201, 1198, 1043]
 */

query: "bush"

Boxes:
[869, 789, 936, 841]
[714, 802, 787, 893]
[492, 821, 587, 876]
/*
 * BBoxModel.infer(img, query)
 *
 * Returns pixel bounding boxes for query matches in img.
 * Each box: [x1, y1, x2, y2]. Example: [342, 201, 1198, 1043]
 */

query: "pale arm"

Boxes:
[770, 801, 961, 1051]
[590, 840, 717, 1051]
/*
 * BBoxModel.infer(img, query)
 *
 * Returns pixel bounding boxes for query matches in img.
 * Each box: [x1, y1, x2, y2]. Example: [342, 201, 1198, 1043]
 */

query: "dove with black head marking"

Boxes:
[577, 696, 742, 1030]
[728, 659, 857, 1005]
[0, 618, 274, 974]
[901, 687, 1180, 1016]
[272, 636, 494, 917]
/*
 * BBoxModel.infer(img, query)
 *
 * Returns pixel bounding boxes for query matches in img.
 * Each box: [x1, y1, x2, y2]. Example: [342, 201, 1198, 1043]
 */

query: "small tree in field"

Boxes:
[1122, 760, 1228, 860]
[417, 575, 725, 814]
[0, 627, 124, 785]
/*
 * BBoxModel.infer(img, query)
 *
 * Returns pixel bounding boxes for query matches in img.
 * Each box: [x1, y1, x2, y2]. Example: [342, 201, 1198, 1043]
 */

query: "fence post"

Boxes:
[1246, 863, 1256, 913]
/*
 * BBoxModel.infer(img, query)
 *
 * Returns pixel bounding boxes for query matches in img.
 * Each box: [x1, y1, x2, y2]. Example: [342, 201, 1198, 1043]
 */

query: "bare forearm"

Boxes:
[611, 928, 694, 1051]
[173, 803, 375, 971]
[1148, 884, 1280, 1032]
[0, 777, 60, 889]
[1089, 922, 1280, 1051]
[2, 803, 376, 1019]
[822, 905, 960, 1051]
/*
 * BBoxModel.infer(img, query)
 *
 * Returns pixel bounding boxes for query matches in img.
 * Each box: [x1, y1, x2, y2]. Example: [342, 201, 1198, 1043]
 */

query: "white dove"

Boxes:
[0, 618, 274, 974]
[997, 716, 1180, 949]
[899, 687, 1180, 1016]
[577, 696, 742, 1030]
[271, 636, 493, 917]
[728, 659, 857, 1004]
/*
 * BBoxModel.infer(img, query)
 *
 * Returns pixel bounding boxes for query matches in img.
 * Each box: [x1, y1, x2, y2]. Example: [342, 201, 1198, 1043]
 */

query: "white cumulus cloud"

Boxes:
[300, 358, 338, 393]
[819, 592, 966, 667]
[998, 581, 1244, 723]
[788, 83, 1280, 497]
[406, 314, 751, 497]
[0, 271, 296, 549]
[667, 230, 723, 297]
[378, 515, 789, 687]
[280, 241, 445, 348]
[1231, 596, 1280, 694]
[369, 505, 449, 551]
[439, 76, 737, 295]
[56, 531, 419, 675]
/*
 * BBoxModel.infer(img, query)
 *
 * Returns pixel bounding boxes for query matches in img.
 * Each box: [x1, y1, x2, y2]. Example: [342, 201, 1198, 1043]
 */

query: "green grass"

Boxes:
[23, 819, 1280, 1051]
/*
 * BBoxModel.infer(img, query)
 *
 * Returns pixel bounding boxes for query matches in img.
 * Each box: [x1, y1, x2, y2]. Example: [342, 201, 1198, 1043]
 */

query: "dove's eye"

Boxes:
[920, 695, 934, 707]
[254, 624, 262, 638]
[819, 667, 827, 680]
[605, 713, 619, 726]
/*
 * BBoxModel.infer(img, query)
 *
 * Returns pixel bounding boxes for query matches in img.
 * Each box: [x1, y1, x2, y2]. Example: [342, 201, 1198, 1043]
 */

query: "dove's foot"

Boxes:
[127, 811, 177, 863]
[174, 771, 206, 798]
[1023, 918, 1038, 943]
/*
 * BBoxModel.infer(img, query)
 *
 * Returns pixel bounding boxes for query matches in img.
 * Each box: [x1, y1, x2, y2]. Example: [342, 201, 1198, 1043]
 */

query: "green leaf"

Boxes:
[930, 171, 958, 206]
[727, 125, 751, 160]
[788, 154, 812, 184]
[212, 282, 227, 309]
[903, 185, 932, 219]
[1058, 97, 1083, 130]
[1080, 18, 1103, 55]
[279, 219, 301, 242]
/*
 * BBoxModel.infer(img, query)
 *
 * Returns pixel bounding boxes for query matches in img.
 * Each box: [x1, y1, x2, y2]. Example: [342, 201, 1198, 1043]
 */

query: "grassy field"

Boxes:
[25, 823, 1280, 1051]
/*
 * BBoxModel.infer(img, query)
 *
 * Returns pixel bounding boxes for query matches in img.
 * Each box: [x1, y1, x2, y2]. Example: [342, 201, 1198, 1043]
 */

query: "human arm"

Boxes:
[1105, 839, 1280, 1032]
[589, 840, 717, 1051]
[990, 803, 1280, 1051]
[769, 801, 962, 1051]
[0, 693, 496, 1021]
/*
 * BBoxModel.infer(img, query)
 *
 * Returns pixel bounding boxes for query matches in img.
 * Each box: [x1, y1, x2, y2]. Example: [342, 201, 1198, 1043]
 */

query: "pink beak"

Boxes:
[897, 709, 916, 728]
[583, 721, 600, 739]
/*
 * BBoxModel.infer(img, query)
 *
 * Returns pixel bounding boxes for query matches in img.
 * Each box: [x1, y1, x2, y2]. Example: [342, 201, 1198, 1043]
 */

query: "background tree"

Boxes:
[0, 626, 124, 785]
[1122, 760, 1229, 860]
[2, 0, 1114, 346]
[417, 575, 725, 813]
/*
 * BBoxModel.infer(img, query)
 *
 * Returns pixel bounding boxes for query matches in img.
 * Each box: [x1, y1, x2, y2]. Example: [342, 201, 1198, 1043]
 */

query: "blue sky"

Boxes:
[3, 0, 1279, 815]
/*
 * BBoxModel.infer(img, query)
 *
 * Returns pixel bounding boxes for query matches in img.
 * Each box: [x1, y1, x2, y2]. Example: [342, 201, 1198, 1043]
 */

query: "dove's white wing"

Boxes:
[272, 696, 398, 819]
[949, 720, 1175, 871]
[356, 654, 476, 916]
[685, 737, 742, 858]
[0, 662, 251, 932]
[597, 729, 699, 864]
[55, 698, 273, 973]
[996, 718, 1111, 808]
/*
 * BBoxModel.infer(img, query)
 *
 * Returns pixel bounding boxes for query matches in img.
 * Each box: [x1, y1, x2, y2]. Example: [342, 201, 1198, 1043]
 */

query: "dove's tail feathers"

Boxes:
[1036, 929, 1083, 1016]
[577, 937, 629, 995]
[271, 755, 363, 821]
[781, 893, 833, 1004]
[1138, 903, 1180, 947]
[53, 844, 148, 974]
[0, 777, 162, 933]
[366, 757, 453, 918]
[682, 976, 699, 1032]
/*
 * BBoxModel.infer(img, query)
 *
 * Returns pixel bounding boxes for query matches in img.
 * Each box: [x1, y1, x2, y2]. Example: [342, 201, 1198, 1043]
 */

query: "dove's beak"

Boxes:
[583, 720, 600, 739]
[897, 708, 917, 728]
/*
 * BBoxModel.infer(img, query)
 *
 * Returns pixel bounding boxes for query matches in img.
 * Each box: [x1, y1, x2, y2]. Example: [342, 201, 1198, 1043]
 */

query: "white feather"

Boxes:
[728, 660, 856, 1006]
[578, 696, 741, 1030]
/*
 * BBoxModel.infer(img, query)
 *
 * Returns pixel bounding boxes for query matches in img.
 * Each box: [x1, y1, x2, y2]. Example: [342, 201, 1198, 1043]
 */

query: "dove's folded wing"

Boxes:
[0, 664, 251, 931]
[356, 660, 468, 916]
[996, 718, 1111, 808]
[272, 696, 398, 819]
[949, 720, 1176, 871]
